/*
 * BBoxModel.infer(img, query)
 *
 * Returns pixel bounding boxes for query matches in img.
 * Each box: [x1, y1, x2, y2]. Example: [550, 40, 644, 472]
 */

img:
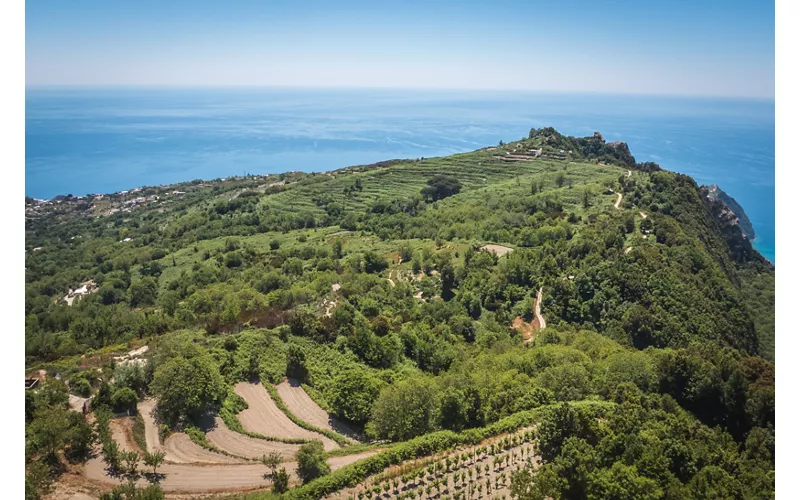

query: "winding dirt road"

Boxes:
[534, 287, 546, 330]
[614, 192, 623, 209]
[234, 382, 339, 450]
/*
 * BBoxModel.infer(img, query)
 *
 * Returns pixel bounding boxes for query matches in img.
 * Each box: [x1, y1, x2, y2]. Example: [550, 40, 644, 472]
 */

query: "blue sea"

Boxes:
[25, 87, 775, 262]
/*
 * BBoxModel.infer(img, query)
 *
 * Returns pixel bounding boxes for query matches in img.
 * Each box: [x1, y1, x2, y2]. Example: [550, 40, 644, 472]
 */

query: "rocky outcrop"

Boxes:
[702, 184, 756, 240]
[701, 184, 769, 266]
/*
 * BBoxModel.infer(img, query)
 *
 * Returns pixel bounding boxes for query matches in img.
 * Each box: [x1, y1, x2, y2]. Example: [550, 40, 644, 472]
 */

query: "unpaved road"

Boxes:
[640, 211, 648, 218]
[137, 399, 162, 453]
[206, 416, 301, 459]
[534, 287, 546, 330]
[625, 247, 633, 254]
[109, 418, 139, 454]
[614, 192, 623, 209]
[627, 170, 632, 178]
[234, 382, 338, 450]
[83, 448, 380, 493]
[276, 379, 359, 442]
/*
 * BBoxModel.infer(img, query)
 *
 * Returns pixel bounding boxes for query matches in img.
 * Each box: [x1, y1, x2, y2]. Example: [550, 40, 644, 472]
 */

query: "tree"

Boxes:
[122, 450, 140, 476]
[261, 451, 283, 481]
[295, 440, 330, 483]
[129, 277, 158, 307]
[368, 377, 439, 441]
[272, 467, 290, 493]
[555, 173, 566, 188]
[286, 344, 308, 381]
[112, 387, 139, 414]
[99, 482, 165, 500]
[150, 355, 226, 426]
[421, 175, 462, 202]
[28, 407, 71, 460]
[363, 251, 389, 274]
[143, 450, 166, 475]
[330, 369, 383, 424]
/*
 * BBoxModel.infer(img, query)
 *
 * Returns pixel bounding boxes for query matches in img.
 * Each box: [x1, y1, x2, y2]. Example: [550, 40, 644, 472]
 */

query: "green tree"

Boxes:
[272, 467, 290, 493]
[129, 277, 158, 307]
[295, 440, 330, 483]
[112, 387, 139, 414]
[143, 450, 166, 475]
[421, 175, 462, 202]
[150, 355, 226, 426]
[330, 369, 383, 424]
[368, 377, 439, 441]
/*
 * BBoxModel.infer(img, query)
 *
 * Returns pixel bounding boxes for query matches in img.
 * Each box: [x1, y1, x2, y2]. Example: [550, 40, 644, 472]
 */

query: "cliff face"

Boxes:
[700, 184, 769, 267]
[702, 184, 756, 240]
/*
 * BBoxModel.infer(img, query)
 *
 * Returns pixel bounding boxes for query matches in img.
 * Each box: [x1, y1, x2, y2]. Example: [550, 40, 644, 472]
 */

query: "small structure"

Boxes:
[25, 378, 40, 390]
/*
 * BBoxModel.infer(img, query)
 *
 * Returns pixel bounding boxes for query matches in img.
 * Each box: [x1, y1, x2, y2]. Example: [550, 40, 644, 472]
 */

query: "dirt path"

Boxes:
[83, 447, 380, 493]
[625, 247, 633, 254]
[68, 395, 88, 413]
[234, 382, 339, 450]
[627, 170, 632, 178]
[640, 211, 648, 219]
[206, 416, 301, 460]
[614, 192, 623, 209]
[137, 399, 162, 453]
[276, 379, 360, 442]
[534, 287, 546, 330]
[109, 419, 139, 454]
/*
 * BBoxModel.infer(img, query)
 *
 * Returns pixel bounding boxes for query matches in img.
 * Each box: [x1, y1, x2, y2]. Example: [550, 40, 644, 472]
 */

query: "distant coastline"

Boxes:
[25, 88, 775, 262]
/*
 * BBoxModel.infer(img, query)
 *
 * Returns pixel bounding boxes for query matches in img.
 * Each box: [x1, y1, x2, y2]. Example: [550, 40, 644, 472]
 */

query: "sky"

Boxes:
[25, 0, 775, 98]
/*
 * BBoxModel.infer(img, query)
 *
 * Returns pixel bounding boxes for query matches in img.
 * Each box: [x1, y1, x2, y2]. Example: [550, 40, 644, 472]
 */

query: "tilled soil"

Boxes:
[163, 432, 246, 464]
[234, 382, 338, 450]
[206, 416, 302, 460]
[276, 379, 360, 442]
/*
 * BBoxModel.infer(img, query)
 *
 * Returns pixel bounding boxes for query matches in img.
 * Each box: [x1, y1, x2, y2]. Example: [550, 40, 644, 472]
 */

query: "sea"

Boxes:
[25, 87, 775, 263]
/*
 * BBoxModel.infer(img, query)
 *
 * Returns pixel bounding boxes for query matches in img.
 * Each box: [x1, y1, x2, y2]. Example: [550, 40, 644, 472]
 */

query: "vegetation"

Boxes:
[24, 128, 774, 497]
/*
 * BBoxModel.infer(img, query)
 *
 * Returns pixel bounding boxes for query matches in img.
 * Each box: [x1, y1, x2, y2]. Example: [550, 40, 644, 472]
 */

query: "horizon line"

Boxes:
[24, 83, 775, 102]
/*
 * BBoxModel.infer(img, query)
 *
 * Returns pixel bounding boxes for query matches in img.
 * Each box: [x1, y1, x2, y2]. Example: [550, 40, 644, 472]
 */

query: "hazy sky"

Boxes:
[26, 0, 775, 98]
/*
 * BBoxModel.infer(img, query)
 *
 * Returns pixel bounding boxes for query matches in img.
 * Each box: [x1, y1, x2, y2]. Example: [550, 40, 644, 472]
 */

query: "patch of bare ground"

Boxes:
[137, 398, 162, 453]
[164, 432, 246, 464]
[109, 418, 140, 454]
[82, 445, 380, 493]
[234, 381, 339, 450]
[205, 416, 301, 460]
[276, 378, 361, 442]
[479, 244, 514, 257]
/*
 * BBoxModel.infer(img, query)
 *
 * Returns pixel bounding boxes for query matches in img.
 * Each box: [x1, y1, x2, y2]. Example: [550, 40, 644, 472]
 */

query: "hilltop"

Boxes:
[24, 128, 774, 499]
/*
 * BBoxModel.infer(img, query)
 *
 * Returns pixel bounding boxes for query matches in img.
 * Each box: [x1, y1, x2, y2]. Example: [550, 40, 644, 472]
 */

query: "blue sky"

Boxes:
[25, 0, 775, 98]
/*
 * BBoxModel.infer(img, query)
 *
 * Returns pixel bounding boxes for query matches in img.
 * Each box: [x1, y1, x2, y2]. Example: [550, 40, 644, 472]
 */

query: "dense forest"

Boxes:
[25, 128, 774, 499]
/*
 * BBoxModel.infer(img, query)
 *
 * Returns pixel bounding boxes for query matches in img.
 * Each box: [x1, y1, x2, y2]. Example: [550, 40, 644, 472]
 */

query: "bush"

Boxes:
[72, 378, 92, 398]
[296, 440, 331, 483]
[112, 388, 139, 414]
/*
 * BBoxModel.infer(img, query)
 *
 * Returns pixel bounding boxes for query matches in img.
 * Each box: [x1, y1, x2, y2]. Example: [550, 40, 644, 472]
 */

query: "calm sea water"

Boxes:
[25, 87, 775, 262]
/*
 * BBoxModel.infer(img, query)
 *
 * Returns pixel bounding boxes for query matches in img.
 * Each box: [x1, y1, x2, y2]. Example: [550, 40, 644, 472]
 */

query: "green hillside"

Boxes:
[24, 128, 775, 499]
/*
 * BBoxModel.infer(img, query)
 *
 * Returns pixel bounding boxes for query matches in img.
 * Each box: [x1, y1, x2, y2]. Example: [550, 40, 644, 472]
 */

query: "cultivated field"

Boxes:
[276, 378, 360, 442]
[234, 381, 339, 450]
[205, 416, 301, 460]
[320, 428, 539, 500]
